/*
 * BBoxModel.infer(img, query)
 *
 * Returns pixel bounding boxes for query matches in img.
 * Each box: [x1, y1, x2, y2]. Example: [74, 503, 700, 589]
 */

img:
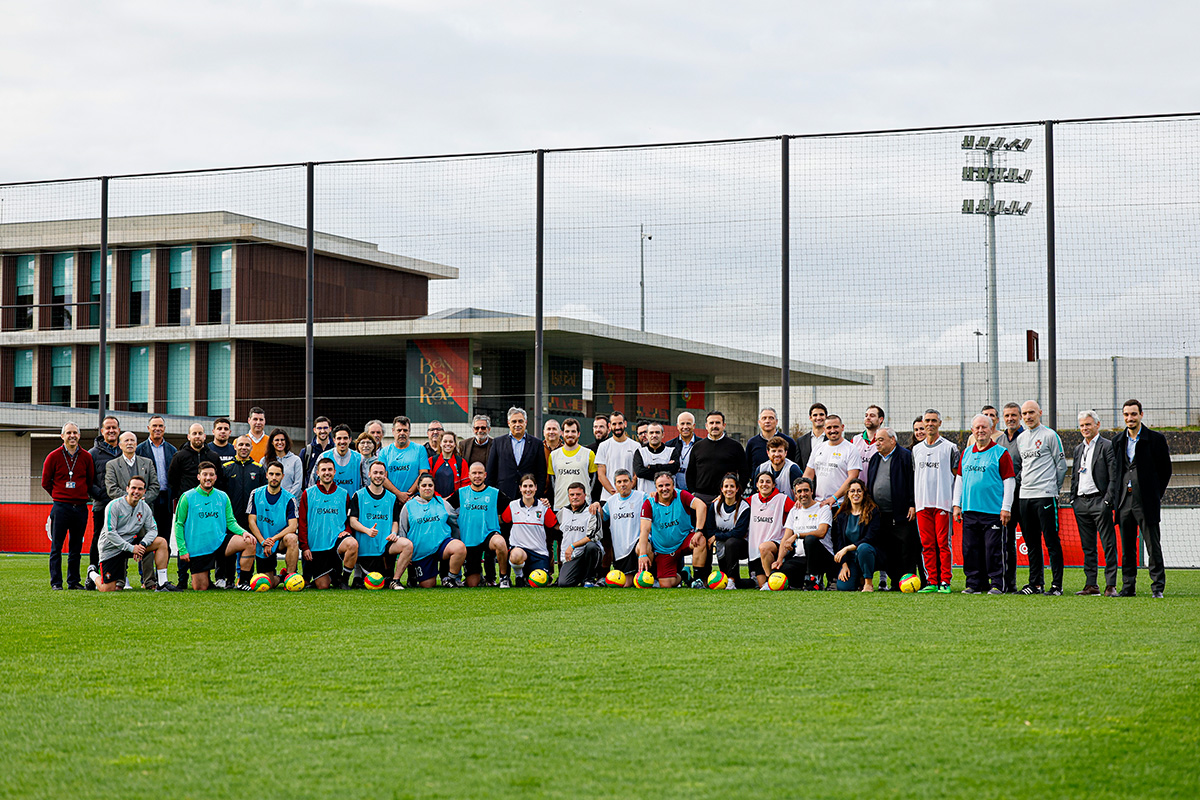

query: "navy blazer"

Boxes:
[865, 446, 915, 524]
[1069, 435, 1118, 508]
[486, 434, 547, 500]
[135, 439, 177, 506]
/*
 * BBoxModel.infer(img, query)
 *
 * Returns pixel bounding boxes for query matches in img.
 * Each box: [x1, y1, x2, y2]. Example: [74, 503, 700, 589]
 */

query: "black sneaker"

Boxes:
[155, 581, 181, 592]
[50, 584, 63, 591]
[443, 574, 463, 588]
[85, 565, 98, 591]
[236, 583, 254, 592]
[962, 587, 982, 594]
[1019, 584, 1043, 595]
[333, 580, 352, 590]
[1152, 590, 1164, 599]
[1047, 585, 1063, 597]
[67, 584, 84, 590]
[987, 588, 1004, 595]
[389, 579, 406, 590]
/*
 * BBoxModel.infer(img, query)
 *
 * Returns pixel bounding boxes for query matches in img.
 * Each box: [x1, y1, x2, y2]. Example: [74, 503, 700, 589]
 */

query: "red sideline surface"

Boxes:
[2, 502, 1124, 570]
[1, 503, 96, 554]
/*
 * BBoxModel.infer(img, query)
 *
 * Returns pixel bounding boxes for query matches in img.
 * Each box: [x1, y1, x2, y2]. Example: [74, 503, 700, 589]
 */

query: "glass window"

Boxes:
[128, 345, 149, 411]
[207, 244, 232, 324]
[166, 343, 190, 415]
[15, 255, 34, 330]
[51, 253, 73, 329]
[14, 348, 33, 403]
[167, 247, 192, 326]
[86, 252, 110, 329]
[88, 345, 109, 408]
[207, 340, 231, 416]
[49, 346, 71, 405]
[128, 249, 150, 326]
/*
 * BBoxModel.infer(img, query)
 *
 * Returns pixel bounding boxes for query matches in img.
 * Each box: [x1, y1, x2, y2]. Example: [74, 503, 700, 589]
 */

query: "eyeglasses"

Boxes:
[428, 428, 444, 433]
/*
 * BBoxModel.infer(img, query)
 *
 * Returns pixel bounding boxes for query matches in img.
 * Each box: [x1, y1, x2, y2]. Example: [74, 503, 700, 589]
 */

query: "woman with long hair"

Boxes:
[831, 478, 882, 592]
[263, 428, 303, 497]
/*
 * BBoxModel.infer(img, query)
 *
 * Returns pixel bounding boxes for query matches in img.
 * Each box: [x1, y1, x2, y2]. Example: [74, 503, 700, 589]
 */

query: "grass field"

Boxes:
[2, 554, 1198, 799]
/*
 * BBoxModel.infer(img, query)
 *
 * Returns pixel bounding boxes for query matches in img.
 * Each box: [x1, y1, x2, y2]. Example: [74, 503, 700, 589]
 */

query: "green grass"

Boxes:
[2, 555, 1199, 799]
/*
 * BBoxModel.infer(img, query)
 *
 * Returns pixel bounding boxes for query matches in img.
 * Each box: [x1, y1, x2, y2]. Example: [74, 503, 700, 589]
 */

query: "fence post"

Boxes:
[1111, 356, 1119, 428]
[780, 136, 790, 434]
[1045, 120, 1058, 430]
[959, 362, 966, 432]
[98, 176, 108, 427]
[1185, 355, 1191, 427]
[305, 162, 315, 436]
[534, 150, 545, 435]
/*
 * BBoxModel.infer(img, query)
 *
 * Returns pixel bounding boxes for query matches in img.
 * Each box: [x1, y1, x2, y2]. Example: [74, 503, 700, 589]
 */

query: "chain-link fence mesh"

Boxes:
[3, 116, 1200, 567]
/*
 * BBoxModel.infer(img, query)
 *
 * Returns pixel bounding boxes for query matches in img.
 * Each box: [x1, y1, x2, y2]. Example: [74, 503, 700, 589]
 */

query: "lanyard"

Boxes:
[63, 448, 79, 480]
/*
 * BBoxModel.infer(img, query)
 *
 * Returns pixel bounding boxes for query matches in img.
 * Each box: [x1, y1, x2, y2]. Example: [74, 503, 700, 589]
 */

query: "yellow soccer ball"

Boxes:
[284, 573, 306, 592]
[527, 568, 550, 587]
[705, 570, 729, 590]
[634, 570, 655, 588]
[250, 573, 272, 592]
[767, 571, 789, 591]
[364, 571, 385, 590]
[899, 573, 922, 593]
[605, 569, 626, 587]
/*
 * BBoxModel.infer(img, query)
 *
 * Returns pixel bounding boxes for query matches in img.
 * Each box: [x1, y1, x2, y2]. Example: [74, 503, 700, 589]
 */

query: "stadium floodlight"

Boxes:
[960, 133, 1035, 408]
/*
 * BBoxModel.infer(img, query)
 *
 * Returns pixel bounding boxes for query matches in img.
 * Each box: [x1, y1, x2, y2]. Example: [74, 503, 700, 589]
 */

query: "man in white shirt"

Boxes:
[595, 412, 640, 502]
[803, 415, 862, 507]
[851, 405, 885, 464]
[912, 409, 959, 593]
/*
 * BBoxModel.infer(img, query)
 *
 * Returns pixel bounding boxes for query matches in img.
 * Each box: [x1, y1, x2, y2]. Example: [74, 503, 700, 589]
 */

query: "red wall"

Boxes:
[1, 503, 96, 554]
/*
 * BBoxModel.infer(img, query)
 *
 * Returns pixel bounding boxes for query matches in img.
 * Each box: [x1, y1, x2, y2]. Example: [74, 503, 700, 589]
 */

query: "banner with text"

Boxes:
[406, 339, 469, 424]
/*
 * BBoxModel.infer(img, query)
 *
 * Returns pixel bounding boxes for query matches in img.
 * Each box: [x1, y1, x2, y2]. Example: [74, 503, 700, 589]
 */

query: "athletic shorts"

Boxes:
[308, 535, 351, 580]
[464, 534, 504, 576]
[412, 538, 453, 583]
[356, 553, 394, 576]
[613, 550, 639, 575]
[652, 532, 698, 580]
[519, 550, 552, 578]
[186, 533, 240, 575]
[100, 553, 131, 585]
[255, 554, 280, 575]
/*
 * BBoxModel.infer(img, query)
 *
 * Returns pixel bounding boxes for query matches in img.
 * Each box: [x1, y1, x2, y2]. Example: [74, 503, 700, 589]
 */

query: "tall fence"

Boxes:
[2, 113, 1199, 440]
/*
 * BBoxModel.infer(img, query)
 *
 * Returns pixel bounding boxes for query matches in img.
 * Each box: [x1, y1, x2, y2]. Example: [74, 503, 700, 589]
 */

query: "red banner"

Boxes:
[596, 364, 626, 416]
[676, 380, 706, 410]
[637, 369, 670, 421]
[407, 339, 469, 422]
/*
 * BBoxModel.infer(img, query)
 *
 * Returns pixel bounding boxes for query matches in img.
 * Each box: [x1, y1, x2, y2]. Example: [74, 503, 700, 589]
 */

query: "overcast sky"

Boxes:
[3, 0, 1198, 180]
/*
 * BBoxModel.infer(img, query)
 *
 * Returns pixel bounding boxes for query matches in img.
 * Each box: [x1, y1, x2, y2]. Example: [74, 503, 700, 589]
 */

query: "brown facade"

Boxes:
[235, 243, 428, 324]
[1, 255, 16, 330]
[0, 348, 13, 402]
[233, 341, 305, 426]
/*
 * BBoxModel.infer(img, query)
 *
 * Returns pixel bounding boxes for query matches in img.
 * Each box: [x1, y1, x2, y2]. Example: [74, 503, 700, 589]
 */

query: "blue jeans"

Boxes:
[835, 542, 878, 591]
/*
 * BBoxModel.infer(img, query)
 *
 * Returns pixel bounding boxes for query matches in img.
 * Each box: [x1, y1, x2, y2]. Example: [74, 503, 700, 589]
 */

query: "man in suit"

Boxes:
[136, 415, 177, 562]
[1069, 410, 1119, 596]
[486, 407, 547, 500]
[796, 403, 827, 472]
[865, 427, 920, 589]
[106, 431, 162, 588]
[1111, 399, 1172, 598]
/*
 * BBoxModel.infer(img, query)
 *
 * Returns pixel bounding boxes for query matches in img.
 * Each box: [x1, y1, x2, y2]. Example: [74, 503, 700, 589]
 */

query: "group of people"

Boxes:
[40, 395, 1172, 597]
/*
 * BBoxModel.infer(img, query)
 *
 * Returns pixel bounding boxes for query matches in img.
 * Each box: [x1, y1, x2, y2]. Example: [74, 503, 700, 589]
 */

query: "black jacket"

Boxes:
[830, 509, 882, 552]
[223, 457, 266, 528]
[168, 444, 229, 497]
[1110, 425, 1172, 524]
[88, 437, 120, 508]
[486, 434, 547, 499]
[745, 432, 797, 477]
[1069, 435, 1119, 508]
[865, 446, 915, 525]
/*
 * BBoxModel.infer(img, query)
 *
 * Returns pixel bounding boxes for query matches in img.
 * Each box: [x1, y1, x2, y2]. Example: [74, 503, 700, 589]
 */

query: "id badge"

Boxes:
[65, 481, 76, 489]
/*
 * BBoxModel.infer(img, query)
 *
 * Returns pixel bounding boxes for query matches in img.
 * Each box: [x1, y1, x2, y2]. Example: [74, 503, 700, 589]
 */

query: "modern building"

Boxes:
[0, 211, 869, 500]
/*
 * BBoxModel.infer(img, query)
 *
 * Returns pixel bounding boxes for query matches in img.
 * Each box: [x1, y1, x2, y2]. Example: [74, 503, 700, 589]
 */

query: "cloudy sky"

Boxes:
[3, 0, 1197, 180]
[2, 1, 1197, 377]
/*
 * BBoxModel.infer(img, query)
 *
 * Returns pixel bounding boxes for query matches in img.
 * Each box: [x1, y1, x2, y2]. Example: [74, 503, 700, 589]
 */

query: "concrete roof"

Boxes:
[0, 402, 306, 439]
[0, 211, 458, 281]
[11, 309, 870, 387]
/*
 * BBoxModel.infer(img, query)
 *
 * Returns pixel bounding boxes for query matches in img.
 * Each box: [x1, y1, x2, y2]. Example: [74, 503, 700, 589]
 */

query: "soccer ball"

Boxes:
[767, 572, 789, 591]
[250, 573, 272, 592]
[605, 569, 626, 587]
[527, 569, 550, 587]
[899, 573, 922, 593]
[364, 571, 385, 590]
[705, 570, 728, 590]
[284, 573, 306, 592]
[633, 570, 654, 588]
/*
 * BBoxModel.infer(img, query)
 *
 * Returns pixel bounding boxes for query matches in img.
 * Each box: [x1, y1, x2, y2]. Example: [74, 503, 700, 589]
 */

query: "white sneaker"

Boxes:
[759, 584, 771, 591]
[214, 578, 227, 590]
[725, 580, 737, 590]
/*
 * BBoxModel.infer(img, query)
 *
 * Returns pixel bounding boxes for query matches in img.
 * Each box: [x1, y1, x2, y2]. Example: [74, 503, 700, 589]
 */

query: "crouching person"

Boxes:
[98, 476, 178, 592]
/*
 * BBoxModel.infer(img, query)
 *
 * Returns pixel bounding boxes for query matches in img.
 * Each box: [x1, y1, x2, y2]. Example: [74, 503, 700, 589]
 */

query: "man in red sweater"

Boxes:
[41, 422, 95, 590]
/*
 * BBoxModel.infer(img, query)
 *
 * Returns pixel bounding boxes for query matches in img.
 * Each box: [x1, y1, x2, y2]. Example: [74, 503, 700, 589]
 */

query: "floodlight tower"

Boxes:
[961, 135, 1033, 410]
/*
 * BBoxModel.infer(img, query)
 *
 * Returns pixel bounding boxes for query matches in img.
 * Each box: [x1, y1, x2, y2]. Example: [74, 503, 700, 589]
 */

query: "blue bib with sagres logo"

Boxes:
[960, 444, 1006, 514]
[649, 492, 693, 554]
[305, 485, 348, 551]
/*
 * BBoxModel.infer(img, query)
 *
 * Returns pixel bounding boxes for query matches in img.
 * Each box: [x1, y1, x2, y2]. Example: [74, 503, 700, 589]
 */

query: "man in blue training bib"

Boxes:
[953, 414, 1017, 594]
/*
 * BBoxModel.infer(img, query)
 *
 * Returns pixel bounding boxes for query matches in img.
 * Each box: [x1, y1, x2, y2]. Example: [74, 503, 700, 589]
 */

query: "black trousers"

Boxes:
[1073, 493, 1118, 588]
[877, 515, 922, 589]
[49, 501, 88, 588]
[1003, 488, 1021, 591]
[1117, 491, 1165, 594]
[716, 537, 756, 588]
[89, 501, 108, 568]
[1018, 496, 1063, 589]
[557, 541, 604, 586]
[961, 511, 1004, 591]
[802, 535, 837, 585]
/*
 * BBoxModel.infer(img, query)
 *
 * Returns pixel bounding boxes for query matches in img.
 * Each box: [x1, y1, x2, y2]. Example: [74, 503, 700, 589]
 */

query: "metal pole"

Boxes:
[1044, 120, 1058, 429]
[1186, 355, 1192, 427]
[1112, 356, 1119, 428]
[959, 362, 966, 432]
[534, 150, 545, 435]
[986, 148, 1000, 411]
[639, 223, 645, 333]
[98, 176, 108, 425]
[305, 162, 315, 435]
[780, 136, 791, 434]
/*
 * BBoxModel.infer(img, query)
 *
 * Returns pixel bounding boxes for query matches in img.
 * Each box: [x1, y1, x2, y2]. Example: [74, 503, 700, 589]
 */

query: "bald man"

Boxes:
[1014, 401, 1068, 595]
